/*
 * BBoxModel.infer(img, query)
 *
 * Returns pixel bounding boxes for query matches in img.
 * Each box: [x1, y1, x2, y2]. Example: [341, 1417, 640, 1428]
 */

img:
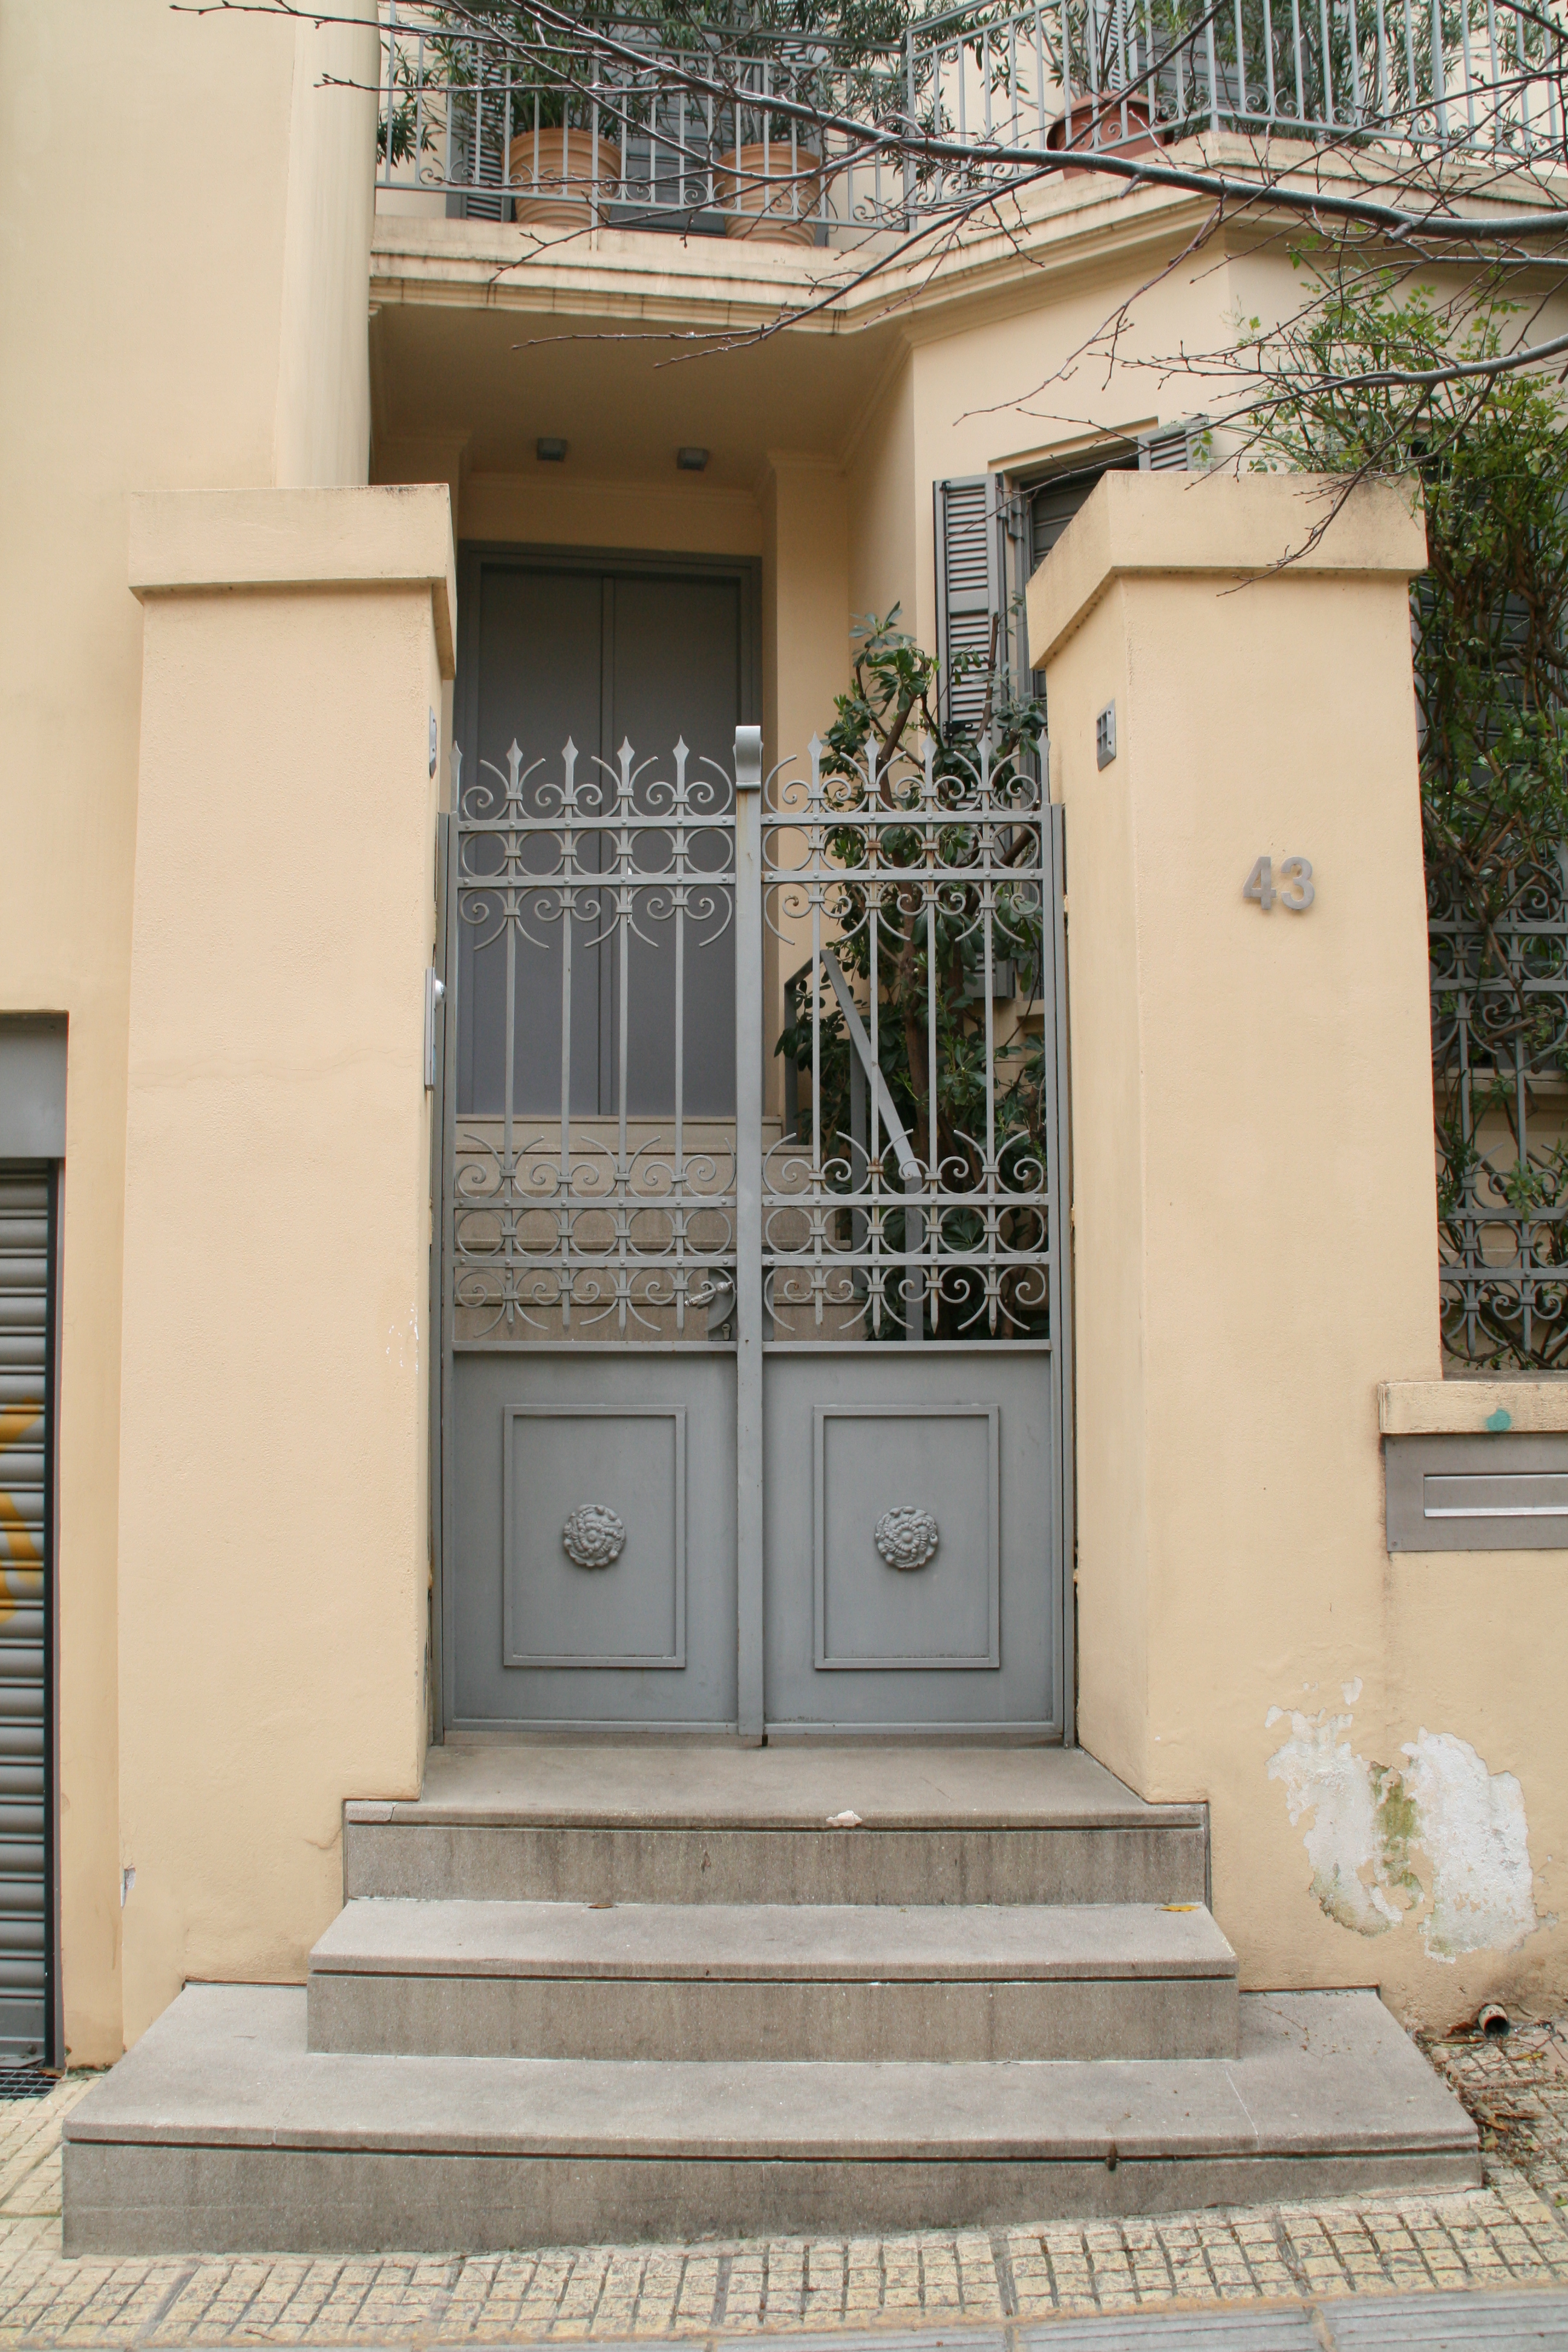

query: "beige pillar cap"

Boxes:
[1025, 470, 1427, 670]
[129, 485, 457, 678]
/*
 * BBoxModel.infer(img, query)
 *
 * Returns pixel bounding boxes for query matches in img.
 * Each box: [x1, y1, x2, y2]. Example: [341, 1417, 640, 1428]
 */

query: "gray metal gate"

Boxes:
[437, 724, 1071, 1739]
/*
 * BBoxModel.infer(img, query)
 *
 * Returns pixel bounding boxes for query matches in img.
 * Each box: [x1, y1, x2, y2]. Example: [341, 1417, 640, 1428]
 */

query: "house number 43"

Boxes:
[1244, 855, 1314, 912]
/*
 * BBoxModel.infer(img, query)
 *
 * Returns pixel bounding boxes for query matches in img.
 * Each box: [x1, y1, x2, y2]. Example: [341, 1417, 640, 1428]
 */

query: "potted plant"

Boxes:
[1045, 0, 1168, 177]
[1045, 89, 1164, 174]
[627, 0, 904, 241]
[505, 61, 620, 225]
[714, 119, 823, 243]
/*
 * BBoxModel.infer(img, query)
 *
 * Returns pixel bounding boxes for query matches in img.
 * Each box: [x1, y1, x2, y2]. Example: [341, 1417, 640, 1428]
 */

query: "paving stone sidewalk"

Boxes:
[4, 2025, 1568, 2346]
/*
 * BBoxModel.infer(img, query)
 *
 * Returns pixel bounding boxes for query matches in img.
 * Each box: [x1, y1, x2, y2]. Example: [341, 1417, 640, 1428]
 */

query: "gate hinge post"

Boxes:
[733, 725, 766, 1743]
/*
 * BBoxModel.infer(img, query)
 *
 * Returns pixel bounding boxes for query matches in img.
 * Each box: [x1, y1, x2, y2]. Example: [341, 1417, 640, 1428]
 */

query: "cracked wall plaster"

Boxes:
[1402, 1730, 1537, 1959]
[1266, 1707, 1538, 1959]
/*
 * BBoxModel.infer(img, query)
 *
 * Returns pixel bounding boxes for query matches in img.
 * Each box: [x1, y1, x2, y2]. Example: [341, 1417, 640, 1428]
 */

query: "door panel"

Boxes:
[607, 575, 740, 1120]
[762, 1351, 1057, 1731]
[451, 1351, 737, 1726]
[463, 567, 606, 1120]
[459, 560, 740, 1123]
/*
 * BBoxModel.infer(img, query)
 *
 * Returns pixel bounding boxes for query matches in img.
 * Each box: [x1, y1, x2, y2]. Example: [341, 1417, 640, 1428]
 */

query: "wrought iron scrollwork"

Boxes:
[1431, 847, 1568, 1367]
[762, 734, 1055, 1345]
[451, 735, 737, 1342]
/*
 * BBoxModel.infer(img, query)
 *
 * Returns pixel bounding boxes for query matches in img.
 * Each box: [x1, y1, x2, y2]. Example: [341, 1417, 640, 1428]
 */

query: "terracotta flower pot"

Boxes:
[715, 143, 822, 246]
[508, 128, 618, 226]
[1045, 94, 1163, 178]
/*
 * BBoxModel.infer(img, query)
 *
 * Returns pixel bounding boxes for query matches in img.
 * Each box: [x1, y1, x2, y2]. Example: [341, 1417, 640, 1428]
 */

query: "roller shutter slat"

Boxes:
[0, 1174, 50, 2058]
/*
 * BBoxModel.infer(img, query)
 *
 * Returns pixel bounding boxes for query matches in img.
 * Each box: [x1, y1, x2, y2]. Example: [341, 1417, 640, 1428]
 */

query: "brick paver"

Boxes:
[4, 2024, 1568, 2343]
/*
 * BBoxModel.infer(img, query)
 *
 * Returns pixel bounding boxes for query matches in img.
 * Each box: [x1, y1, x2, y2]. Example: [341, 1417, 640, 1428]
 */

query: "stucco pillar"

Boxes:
[760, 454, 851, 1114]
[1026, 471, 1438, 1991]
[761, 452, 851, 777]
[119, 486, 454, 2043]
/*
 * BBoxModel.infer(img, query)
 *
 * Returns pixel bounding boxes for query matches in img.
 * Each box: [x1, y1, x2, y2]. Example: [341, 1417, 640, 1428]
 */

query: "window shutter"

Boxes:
[445, 90, 510, 220]
[1018, 454, 1138, 691]
[447, 187, 509, 221]
[1138, 416, 1209, 472]
[934, 475, 1004, 736]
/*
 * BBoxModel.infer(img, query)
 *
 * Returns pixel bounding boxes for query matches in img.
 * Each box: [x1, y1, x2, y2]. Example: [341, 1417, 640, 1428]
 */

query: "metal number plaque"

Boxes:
[1244, 855, 1314, 912]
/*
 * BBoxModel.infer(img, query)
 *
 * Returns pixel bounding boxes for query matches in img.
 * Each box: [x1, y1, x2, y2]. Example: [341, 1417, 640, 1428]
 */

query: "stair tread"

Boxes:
[346, 1741, 1206, 1832]
[67, 1984, 1475, 2161]
[310, 1897, 1238, 1982]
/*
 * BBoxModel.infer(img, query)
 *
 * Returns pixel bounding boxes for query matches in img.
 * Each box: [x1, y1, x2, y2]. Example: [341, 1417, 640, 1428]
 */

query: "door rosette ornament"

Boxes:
[562, 1504, 626, 1569]
[874, 1506, 939, 1572]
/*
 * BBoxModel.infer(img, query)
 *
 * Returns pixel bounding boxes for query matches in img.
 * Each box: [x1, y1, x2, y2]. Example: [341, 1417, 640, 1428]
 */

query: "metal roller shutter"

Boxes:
[0, 1171, 51, 2062]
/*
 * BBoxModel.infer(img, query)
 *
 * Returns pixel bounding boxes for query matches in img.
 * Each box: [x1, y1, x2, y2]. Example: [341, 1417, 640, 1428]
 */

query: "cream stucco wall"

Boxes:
[761, 455, 850, 776]
[1027, 471, 1568, 2032]
[458, 474, 764, 559]
[118, 488, 451, 2042]
[0, 0, 376, 2062]
[276, 13, 379, 488]
[845, 348, 917, 636]
[761, 456, 852, 1118]
[8, 0, 1565, 2056]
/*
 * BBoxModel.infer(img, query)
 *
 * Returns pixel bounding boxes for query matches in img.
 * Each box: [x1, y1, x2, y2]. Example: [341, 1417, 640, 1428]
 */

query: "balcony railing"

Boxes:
[377, 0, 1566, 236]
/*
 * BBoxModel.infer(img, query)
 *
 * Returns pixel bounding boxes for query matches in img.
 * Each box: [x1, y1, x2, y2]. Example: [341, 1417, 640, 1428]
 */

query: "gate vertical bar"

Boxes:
[439, 776, 461, 1737]
[428, 808, 453, 1744]
[734, 725, 765, 1742]
[1049, 798, 1076, 1745]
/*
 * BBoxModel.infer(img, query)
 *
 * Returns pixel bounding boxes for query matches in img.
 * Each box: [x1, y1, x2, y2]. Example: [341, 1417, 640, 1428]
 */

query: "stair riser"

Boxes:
[62, 2140, 1481, 2258]
[344, 1823, 1207, 1908]
[307, 1970, 1240, 2063]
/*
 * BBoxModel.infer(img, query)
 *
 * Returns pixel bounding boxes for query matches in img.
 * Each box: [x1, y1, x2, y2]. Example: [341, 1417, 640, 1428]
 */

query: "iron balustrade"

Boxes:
[1432, 850, 1568, 1368]
[378, 0, 1567, 232]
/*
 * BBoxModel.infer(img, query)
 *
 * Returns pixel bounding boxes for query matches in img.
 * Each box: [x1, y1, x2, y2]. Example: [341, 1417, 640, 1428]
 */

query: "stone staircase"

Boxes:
[62, 1745, 1478, 2255]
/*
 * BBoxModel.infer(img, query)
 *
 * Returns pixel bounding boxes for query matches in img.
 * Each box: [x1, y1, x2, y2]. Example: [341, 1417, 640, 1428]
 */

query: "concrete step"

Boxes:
[307, 1897, 1240, 2062]
[62, 1982, 1480, 2255]
[344, 1743, 1208, 1907]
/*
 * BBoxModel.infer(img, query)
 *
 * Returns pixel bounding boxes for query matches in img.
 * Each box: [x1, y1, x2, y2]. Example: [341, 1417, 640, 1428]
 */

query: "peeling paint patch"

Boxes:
[1402, 1730, 1537, 1959]
[1266, 1707, 1538, 1959]
[1266, 1711, 1403, 1935]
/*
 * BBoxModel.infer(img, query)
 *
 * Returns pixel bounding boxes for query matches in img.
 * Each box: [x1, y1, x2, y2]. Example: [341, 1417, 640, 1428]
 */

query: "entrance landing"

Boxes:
[372, 1740, 1204, 1829]
[343, 1743, 1209, 1910]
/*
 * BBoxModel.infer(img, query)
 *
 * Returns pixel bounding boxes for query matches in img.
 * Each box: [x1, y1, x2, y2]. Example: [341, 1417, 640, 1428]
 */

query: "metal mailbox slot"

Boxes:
[1385, 1432, 1568, 1552]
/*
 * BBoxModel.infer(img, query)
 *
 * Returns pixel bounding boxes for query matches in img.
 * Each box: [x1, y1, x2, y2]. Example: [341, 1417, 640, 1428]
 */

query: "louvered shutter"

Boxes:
[934, 475, 1004, 737]
[1138, 416, 1209, 472]
[1019, 455, 1140, 691]
[446, 87, 511, 221]
[0, 1170, 50, 2063]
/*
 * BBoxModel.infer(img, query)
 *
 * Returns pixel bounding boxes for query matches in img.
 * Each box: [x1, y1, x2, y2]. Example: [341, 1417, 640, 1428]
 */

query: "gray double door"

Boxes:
[439, 550, 1069, 1739]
